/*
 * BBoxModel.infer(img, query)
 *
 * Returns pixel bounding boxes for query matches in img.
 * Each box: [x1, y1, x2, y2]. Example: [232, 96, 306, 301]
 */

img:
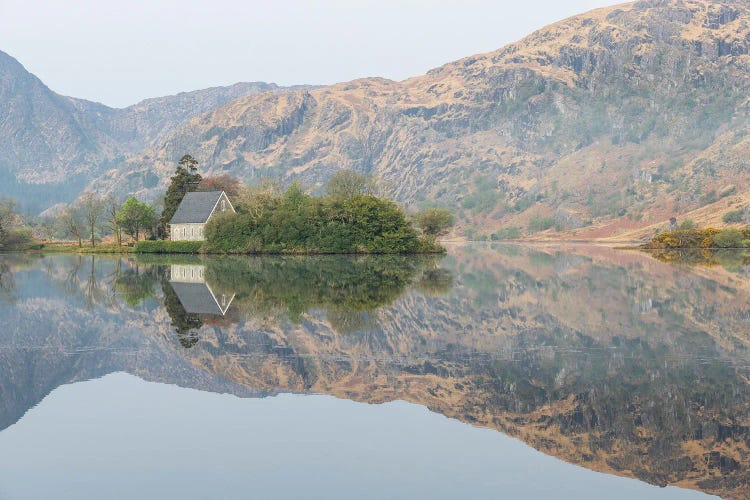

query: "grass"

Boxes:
[133, 240, 203, 254]
[36, 242, 133, 254]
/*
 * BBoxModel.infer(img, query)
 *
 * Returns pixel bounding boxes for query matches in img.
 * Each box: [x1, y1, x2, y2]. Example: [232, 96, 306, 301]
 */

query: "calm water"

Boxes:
[0, 244, 748, 499]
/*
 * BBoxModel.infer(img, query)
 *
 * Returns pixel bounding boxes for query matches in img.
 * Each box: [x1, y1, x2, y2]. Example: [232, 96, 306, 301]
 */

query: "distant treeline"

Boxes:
[144, 158, 453, 255]
[1, 155, 455, 255]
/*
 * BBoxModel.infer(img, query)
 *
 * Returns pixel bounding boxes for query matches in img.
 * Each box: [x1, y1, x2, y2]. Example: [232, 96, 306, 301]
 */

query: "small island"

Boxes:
[0, 155, 454, 255]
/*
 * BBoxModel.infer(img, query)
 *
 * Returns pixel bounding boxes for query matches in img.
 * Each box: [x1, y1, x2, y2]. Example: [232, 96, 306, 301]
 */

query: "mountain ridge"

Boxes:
[0, 49, 298, 212]
[5, 1, 750, 239]
[85, 0, 750, 240]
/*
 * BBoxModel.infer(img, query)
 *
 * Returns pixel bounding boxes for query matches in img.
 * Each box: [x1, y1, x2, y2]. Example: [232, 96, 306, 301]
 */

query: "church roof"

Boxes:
[169, 191, 225, 224]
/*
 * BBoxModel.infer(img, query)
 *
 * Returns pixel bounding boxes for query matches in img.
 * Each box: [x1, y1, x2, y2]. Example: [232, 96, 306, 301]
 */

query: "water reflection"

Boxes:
[0, 245, 749, 497]
[647, 247, 750, 273]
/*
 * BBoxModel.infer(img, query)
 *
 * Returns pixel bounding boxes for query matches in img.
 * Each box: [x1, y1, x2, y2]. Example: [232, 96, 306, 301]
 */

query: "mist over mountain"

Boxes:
[0, 50, 290, 213]
[3, 0, 750, 239]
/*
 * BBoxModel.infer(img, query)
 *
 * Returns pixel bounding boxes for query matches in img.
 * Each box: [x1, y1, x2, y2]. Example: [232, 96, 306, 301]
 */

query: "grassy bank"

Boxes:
[131, 239, 443, 255]
[133, 241, 203, 254]
[25, 243, 133, 254]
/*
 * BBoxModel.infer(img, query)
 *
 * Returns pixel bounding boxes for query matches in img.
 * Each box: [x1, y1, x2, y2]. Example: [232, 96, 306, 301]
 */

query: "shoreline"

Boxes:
[4, 245, 446, 256]
[16, 239, 750, 255]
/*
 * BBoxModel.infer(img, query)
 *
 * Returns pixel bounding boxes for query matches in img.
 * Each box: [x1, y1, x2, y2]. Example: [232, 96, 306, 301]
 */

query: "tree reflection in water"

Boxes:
[138, 254, 454, 347]
[7, 246, 750, 496]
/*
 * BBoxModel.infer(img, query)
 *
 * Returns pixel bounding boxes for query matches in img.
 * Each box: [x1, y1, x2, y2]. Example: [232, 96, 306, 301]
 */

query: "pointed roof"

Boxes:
[169, 191, 225, 224]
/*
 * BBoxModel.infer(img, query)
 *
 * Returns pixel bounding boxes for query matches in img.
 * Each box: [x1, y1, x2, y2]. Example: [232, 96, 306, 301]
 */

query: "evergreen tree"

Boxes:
[159, 154, 202, 238]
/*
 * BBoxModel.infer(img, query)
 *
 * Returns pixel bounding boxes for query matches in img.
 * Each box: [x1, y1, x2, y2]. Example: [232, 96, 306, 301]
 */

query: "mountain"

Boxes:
[0, 49, 293, 213]
[4, 1, 750, 238]
[84, 0, 750, 240]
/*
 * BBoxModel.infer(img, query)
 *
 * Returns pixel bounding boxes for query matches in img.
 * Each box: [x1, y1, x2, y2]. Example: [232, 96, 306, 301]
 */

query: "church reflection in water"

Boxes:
[169, 265, 235, 316]
[1, 246, 749, 498]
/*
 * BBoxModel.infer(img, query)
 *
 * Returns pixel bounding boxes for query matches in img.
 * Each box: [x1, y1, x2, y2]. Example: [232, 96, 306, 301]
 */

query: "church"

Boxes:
[169, 191, 235, 241]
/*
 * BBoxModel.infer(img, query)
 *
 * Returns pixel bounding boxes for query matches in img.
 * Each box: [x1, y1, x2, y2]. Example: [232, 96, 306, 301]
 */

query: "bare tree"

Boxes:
[81, 193, 106, 248]
[59, 205, 86, 247]
[236, 179, 282, 221]
[104, 196, 123, 246]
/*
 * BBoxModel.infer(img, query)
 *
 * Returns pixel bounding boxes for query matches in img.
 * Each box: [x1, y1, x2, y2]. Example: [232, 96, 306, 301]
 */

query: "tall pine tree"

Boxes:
[159, 155, 202, 238]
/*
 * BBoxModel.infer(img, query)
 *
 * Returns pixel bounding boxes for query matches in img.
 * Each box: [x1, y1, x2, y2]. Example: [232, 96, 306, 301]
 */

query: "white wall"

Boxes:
[170, 224, 205, 241]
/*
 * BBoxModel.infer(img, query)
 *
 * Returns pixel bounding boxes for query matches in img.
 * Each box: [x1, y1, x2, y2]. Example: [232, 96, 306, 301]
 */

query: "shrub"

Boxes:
[645, 228, 720, 249]
[678, 219, 695, 230]
[700, 190, 718, 205]
[414, 208, 455, 237]
[491, 227, 522, 240]
[203, 194, 440, 254]
[528, 215, 555, 233]
[712, 230, 745, 248]
[0, 228, 34, 250]
[369, 229, 421, 254]
[134, 240, 203, 254]
[722, 210, 744, 224]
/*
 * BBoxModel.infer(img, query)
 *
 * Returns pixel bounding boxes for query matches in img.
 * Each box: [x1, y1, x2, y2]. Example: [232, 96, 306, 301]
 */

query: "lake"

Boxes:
[0, 243, 747, 499]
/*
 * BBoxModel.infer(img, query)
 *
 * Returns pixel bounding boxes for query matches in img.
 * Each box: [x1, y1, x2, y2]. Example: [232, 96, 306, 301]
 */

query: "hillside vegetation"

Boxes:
[5, 1, 750, 239]
[84, 0, 750, 240]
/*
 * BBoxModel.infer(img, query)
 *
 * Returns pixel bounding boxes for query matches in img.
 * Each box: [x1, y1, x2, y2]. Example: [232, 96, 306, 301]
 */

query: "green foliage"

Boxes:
[204, 193, 438, 254]
[134, 240, 203, 254]
[461, 176, 499, 214]
[678, 219, 695, 230]
[712, 230, 745, 248]
[699, 190, 718, 205]
[326, 170, 368, 199]
[491, 227, 522, 240]
[415, 208, 455, 237]
[1, 228, 34, 250]
[116, 197, 155, 242]
[159, 155, 202, 236]
[722, 210, 744, 224]
[528, 215, 555, 233]
[0, 199, 34, 250]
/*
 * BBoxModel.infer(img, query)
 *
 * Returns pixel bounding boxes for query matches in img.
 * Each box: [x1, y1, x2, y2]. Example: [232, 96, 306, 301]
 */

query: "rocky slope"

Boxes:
[86, 0, 750, 240]
[6, 0, 750, 235]
[0, 49, 290, 212]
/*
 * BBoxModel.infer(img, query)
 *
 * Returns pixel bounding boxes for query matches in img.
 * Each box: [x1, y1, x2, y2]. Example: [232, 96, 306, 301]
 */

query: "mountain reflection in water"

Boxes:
[0, 245, 748, 498]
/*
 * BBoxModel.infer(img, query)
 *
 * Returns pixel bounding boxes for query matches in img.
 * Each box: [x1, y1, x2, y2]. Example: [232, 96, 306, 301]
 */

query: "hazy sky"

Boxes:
[0, 0, 622, 108]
